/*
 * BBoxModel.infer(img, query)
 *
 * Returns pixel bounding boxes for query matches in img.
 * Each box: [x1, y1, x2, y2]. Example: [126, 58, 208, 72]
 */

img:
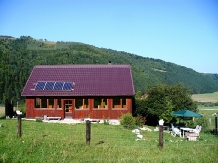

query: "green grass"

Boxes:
[192, 91, 218, 102]
[0, 120, 218, 163]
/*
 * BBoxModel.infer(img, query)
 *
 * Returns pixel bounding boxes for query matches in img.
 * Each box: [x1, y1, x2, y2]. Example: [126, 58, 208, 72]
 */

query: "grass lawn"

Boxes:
[0, 120, 218, 163]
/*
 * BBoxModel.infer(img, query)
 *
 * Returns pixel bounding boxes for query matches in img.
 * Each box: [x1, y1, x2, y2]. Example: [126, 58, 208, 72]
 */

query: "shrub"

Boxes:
[103, 117, 110, 125]
[36, 117, 43, 122]
[18, 103, 26, 117]
[135, 115, 146, 127]
[186, 120, 196, 128]
[120, 113, 136, 129]
[195, 117, 210, 132]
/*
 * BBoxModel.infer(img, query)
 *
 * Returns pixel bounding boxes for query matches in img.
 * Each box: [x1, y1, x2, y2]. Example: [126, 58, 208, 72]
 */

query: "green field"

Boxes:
[0, 120, 218, 163]
[0, 107, 4, 117]
[198, 105, 218, 113]
[192, 92, 218, 102]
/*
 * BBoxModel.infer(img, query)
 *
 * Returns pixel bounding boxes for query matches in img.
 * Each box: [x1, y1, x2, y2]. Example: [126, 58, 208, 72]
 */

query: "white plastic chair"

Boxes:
[171, 123, 181, 137]
[190, 125, 202, 137]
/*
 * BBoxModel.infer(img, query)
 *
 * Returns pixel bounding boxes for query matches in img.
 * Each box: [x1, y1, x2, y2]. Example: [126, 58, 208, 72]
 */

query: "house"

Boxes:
[21, 64, 135, 120]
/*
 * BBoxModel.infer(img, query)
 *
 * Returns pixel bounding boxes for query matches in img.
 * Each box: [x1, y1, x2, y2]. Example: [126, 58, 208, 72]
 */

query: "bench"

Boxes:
[83, 118, 100, 123]
[90, 119, 100, 123]
[46, 117, 61, 121]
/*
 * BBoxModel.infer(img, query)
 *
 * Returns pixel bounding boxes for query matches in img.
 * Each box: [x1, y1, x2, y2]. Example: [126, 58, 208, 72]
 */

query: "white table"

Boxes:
[180, 127, 194, 138]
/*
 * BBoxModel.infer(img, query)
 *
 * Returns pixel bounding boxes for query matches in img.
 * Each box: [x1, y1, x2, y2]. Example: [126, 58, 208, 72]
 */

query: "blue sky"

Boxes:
[1, 0, 218, 73]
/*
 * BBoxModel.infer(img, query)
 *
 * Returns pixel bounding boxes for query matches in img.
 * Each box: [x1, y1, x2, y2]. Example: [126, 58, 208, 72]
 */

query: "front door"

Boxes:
[64, 100, 72, 119]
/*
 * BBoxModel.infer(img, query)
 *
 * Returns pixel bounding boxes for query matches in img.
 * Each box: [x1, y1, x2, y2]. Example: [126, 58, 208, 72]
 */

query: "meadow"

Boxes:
[0, 119, 218, 163]
[0, 92, 218, 162]
[192, 91, 218, 103]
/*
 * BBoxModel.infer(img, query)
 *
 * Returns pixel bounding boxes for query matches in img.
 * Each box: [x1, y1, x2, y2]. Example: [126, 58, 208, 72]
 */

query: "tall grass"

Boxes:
[0, 120, 218, 162]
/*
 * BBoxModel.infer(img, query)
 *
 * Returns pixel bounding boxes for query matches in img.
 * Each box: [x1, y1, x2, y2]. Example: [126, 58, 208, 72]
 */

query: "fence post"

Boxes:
[17, 115, 22, 137]
[215, 117, 217, 135]
[86, 120, 91, 145]
[159, 119, 164, 149]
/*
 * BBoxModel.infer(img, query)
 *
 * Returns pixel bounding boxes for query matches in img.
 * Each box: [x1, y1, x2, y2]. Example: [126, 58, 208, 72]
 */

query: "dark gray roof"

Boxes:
[21, 64, 135, 96]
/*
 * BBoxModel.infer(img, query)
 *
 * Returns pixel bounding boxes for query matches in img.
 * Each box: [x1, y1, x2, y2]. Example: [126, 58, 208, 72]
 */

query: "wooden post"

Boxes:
[86, 120, 91, 145]
[159, 125, 163, 149]
[215, 117, 217, 135]
[158, 119, 164, 149]
[18, 115, 22, 137]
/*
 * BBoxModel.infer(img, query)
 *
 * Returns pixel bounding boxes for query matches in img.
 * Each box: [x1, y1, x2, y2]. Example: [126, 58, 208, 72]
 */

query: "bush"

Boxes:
[195, 117, 210, 132]
[120, 113, 136, 129]
[186, 120, 196, 128]
[103, 117, 110, 125]
[135, 115, 146, 127]
[18, 103, 26, 117]
[203, 102, 214, 107]
[36, 118, 43, 122]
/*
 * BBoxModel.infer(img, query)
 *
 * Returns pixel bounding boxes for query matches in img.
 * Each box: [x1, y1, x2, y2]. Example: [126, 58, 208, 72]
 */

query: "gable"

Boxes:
[21, 64, 135, 97]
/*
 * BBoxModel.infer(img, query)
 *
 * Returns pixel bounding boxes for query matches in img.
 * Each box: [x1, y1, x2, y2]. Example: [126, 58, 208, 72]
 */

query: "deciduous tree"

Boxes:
[136, 83, 197, 123]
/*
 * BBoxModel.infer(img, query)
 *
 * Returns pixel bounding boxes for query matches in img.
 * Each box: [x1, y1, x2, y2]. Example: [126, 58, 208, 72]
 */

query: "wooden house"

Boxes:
[21, 64, 135, 120]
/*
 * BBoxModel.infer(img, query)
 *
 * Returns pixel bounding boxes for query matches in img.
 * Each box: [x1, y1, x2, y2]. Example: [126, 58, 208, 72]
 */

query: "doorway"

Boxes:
[64, 100, 73, 119]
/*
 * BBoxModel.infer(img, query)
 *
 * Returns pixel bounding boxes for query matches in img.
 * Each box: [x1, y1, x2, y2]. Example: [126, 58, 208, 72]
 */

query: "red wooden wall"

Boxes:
[25, 97, 132, 120]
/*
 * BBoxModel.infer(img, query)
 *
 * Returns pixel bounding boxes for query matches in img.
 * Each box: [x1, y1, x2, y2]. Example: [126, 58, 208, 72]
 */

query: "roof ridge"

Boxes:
[34, 64, 130, 68]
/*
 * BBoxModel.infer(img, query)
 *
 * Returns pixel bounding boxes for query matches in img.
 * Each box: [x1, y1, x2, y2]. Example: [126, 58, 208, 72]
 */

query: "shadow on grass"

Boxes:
[0, 115, 5, 119]
[210, 129, 218, 136]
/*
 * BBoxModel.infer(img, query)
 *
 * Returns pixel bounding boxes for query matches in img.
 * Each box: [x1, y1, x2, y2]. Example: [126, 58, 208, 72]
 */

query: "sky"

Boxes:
[0, 0, 218, 73]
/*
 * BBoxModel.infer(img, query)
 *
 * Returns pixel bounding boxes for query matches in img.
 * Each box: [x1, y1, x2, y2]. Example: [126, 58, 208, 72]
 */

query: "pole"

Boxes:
[18, 115, 22, 137]
[215, 117, 217, 135]
[159, 124, 163, 149]
[86, 120, 91, 145]
[159, 119, 164, 149]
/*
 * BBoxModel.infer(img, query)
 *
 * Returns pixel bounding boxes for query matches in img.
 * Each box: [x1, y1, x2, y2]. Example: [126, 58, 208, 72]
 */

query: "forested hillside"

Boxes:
[0, 35, 218, 102]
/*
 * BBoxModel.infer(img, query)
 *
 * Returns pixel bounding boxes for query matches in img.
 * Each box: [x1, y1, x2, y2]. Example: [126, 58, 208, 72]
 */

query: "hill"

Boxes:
[0, 35, 218, 102]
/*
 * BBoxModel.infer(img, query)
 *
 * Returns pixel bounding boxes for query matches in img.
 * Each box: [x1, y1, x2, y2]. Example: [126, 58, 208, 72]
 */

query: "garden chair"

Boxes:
[170, 123, 181, 137]
[185, 125, 202, 141]
[189, 125, 202, 137]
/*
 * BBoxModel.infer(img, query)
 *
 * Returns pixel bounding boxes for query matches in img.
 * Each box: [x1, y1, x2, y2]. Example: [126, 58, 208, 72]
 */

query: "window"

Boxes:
[57, 98, 62, 108]
[75, 98, 89, 109]
[113, 97, 127, 108]
[94, 97, 108, 109]
[48, 98, 54, 108]
[34, 97, 56, 109]
[41, 98, 47, 108]
[35, 98, 40, 108]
